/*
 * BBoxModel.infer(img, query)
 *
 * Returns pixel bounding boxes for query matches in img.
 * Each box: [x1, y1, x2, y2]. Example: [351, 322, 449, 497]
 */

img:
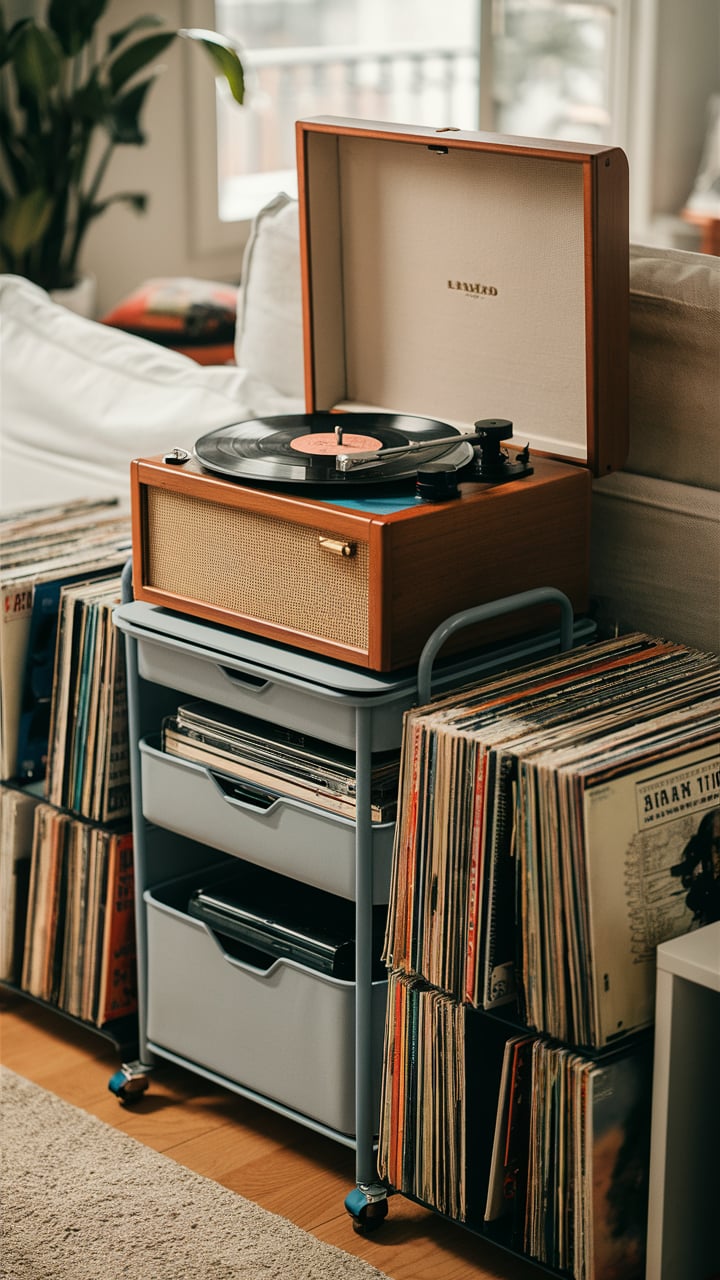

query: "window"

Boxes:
[214, 0, 480, 221]
[186, 0, 719, 253]
[481, 1, 621, 142]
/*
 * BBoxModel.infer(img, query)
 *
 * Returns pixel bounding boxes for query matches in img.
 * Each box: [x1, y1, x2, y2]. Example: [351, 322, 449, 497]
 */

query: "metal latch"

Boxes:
[318, 536, 356, 558]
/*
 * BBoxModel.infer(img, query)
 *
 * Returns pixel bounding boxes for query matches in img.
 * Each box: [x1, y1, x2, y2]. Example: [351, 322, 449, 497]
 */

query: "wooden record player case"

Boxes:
[130, 118, 629, 671]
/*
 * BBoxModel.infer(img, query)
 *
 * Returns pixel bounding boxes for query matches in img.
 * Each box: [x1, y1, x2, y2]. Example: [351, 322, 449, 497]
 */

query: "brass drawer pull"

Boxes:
[318, 536, 356, 558]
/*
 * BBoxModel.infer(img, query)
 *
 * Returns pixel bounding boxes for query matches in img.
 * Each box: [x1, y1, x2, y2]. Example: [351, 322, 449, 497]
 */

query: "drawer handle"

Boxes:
[318, 536, 356, 558]
[218, 666, 271, 692]
[211, 772, 275, 811]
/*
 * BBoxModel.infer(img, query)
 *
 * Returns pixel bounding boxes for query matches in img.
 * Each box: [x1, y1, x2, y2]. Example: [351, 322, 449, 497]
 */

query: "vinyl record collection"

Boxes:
[379, 633, 719, 1277]
[45, 574, 130, 823]
[0, 500, 135, 1033]
[1, 497, 131, 780]
[19, 803, 135, 1025]
[379, 971, 652, 1280]
[384, 632, 720, 1046]
[162, 700, 400, 823]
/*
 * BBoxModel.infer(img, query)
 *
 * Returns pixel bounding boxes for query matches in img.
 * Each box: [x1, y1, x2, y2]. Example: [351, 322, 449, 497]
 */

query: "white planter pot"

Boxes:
[49, 274, 97, 318]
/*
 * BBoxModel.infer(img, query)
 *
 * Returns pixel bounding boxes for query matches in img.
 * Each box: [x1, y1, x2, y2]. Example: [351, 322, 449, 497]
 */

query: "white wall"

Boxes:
[83, 0, 247, 314]
[649, 0, 720, 227]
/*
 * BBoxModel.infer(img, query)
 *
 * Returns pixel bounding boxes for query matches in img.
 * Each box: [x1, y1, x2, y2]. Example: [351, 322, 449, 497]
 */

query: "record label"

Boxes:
[289, 431, 383, 456]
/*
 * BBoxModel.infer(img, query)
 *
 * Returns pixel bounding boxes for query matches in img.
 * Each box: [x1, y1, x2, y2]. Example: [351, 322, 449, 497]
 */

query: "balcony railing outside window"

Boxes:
[214, 0, 617, 223]
[216, 42, 478, 219]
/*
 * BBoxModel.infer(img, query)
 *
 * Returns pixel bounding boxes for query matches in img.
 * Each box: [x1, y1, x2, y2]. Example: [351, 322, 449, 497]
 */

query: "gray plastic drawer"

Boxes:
[116, 600, 595, 752]
[145, 876, 387, 1135]
[133, 630, 405, 751]
[139, 737, 393, 903]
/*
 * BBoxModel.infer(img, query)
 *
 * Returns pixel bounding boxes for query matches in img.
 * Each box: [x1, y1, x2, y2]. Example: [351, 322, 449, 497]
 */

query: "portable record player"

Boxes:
[130, 117, 629, 671]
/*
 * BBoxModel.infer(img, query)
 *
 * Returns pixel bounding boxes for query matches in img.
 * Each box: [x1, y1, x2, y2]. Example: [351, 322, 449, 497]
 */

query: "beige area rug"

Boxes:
[0, 1067, 391, 1280]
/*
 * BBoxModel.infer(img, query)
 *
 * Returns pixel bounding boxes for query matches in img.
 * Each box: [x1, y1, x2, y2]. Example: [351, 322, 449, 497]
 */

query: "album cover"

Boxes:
[585, 1048, 652, 1280]
[20, 801, 69, 1003]
[96, 829, 136, 1025]
[579, 736, 720, 1045]
[484, 1032, 535, 1224]
[0, 783, 41, 983]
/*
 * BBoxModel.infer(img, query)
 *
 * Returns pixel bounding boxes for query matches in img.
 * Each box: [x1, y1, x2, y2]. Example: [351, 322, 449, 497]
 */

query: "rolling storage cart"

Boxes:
[110, 585, 581, 1228]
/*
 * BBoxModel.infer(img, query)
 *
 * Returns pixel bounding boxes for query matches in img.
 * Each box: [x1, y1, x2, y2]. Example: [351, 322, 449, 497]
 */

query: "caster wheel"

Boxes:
[351, 1199, 388, 1234]
[108, 1065, 150, 1104]
[345, 1184, 388, 1234]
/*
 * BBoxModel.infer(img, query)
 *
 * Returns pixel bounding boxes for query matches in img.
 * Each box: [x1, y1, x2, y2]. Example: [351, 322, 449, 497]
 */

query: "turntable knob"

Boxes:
[416, 463, 461, 503]
[163, 447, 191, 465]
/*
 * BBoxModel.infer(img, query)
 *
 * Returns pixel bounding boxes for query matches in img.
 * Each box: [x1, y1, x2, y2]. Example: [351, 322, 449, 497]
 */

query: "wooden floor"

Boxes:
[0, 988, 542, 1280]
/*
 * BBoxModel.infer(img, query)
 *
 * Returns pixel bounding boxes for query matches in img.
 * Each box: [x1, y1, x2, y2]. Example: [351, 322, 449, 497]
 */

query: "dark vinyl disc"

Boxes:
[194, 412, 474, 484]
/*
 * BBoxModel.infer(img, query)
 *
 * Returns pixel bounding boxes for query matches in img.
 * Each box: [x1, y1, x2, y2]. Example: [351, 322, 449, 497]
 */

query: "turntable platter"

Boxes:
[194, 413, 474, 484]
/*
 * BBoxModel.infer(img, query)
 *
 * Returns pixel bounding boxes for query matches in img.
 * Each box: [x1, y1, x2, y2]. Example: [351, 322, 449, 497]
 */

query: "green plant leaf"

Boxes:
[108, 31, 175, 97]
[107, 15, 164, 55]
[0, 106, 25, 188]
[9, 22, 62, 104]
[48, 0, 109, 56]
[106, 77, 157, 145]
[91, 191, 148, 218]
[0, 187, 55, 256]
[178, 28, 245, 104]
[69, 74, 109, 122]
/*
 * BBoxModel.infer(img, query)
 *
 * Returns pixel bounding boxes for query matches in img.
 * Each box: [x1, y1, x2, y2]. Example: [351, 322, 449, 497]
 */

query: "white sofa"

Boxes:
[1, 198, 718, 654]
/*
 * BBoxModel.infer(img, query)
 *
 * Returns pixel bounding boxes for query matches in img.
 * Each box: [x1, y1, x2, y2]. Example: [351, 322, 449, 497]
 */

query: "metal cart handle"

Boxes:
[121, 556, 133, 604]
[416, 587, 574, 706]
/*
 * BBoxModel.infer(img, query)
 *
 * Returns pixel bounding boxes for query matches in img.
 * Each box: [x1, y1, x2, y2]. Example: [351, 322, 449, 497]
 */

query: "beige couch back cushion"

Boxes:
[627, 244, 719, 491]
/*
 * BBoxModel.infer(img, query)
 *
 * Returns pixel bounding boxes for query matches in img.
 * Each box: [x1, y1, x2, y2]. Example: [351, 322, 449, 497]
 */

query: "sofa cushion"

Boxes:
[0, 274, 302, 511]
[591, 470, 720, 653]
[234, 192, 304, 401]
[627, 244, 720, 490]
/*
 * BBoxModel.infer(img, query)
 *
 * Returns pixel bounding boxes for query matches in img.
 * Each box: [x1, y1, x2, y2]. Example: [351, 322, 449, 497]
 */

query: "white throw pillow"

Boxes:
[234, 192, 305, 401]
[0, 274, 302, 511]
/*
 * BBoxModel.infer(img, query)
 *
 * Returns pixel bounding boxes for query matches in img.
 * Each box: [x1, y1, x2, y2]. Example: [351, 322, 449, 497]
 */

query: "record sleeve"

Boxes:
[188, 862, 386, 979]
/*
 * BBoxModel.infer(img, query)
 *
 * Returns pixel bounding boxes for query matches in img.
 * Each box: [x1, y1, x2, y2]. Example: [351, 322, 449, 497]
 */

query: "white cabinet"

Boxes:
[646, 923, 720, 1280]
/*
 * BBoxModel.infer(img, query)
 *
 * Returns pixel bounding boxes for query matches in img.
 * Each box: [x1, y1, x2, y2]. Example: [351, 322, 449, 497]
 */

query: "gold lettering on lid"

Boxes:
[447, 280, 498, 297]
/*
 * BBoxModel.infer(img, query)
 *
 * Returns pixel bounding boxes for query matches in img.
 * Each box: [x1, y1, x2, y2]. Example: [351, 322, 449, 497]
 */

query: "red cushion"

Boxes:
[101, 278, 238, 365]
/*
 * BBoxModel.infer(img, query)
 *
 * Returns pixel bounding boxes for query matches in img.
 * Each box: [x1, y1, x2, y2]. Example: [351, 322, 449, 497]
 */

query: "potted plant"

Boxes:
[0, 0, 245, 293]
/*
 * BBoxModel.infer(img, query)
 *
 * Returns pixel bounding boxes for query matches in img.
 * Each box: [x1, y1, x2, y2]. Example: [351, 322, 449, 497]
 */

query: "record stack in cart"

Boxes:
[0, 500, 137, 1040]
[379, 633, 720, 1280]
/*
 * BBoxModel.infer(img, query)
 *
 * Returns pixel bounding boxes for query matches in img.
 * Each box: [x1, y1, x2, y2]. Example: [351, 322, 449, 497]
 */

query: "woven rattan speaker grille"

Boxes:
[144, 488, 370, 650]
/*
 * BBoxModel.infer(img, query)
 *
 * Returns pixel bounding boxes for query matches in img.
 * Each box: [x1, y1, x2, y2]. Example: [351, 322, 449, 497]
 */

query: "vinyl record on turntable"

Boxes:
[194, 412, 475, 484]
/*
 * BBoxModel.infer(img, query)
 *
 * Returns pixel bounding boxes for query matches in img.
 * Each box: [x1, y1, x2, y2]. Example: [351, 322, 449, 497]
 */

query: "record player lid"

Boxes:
[296, 117, 629, 476]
